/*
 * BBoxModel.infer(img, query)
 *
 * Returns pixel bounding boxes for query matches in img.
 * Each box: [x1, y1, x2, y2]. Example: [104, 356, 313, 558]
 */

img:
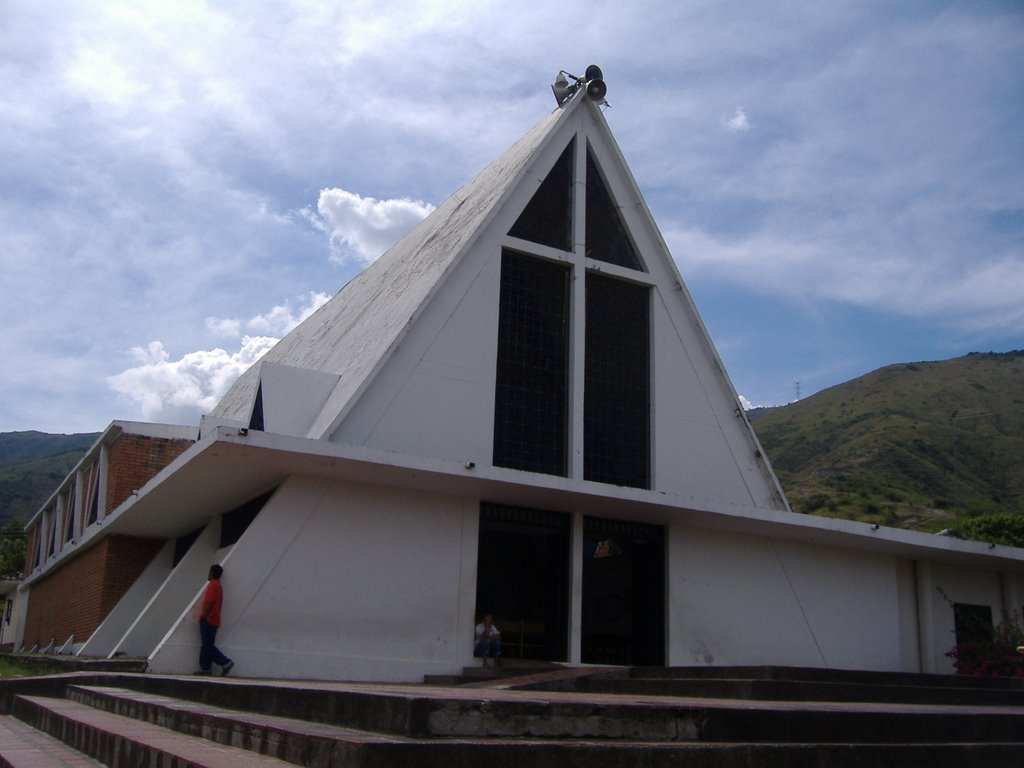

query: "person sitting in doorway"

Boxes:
[474, 610, 501, 668]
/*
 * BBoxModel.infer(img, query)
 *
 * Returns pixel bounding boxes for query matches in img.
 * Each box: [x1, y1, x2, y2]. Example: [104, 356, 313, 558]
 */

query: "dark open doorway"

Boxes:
[582, 516, 665, 666]
[476, 503, 570, 661]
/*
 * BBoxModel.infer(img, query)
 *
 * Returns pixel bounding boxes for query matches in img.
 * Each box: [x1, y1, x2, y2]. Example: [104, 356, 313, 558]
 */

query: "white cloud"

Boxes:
[245, 292, 331, 336]
[108, 292, 331, 423]
[738, 395, 754, 411]
[205, 316, 241, 338]
[108, 336, 277, 423]
[2, 1, 1021, 433]
[307, 189, 435, 265]
[206, 292, 330, 343]
[724, 107, 750, 132]
[665, 215, 1024, 335]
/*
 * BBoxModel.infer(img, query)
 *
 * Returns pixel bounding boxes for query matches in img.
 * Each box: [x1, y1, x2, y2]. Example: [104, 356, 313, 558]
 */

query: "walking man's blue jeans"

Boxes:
[199, 618, 231, 672]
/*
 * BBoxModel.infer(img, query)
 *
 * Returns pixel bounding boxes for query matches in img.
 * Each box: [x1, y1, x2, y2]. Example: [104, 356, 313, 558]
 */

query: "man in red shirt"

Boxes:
[197, 564, 234, 675]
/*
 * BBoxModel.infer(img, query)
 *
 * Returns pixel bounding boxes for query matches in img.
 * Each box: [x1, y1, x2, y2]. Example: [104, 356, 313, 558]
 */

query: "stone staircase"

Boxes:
[0, 666, 1022, 767]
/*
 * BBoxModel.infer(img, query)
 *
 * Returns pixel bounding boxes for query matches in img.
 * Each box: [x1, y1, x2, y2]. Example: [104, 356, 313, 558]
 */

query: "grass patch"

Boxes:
[0, 658, 42, 679]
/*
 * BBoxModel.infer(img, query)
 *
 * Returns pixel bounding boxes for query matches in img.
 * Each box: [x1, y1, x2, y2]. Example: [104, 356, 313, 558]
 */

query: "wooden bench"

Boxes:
[495, 619, 546, 659]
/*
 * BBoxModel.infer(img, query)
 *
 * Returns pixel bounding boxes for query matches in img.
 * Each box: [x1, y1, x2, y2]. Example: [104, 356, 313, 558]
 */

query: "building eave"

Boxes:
[65, 426, 1024, 575]
[24, 421, 199, 530]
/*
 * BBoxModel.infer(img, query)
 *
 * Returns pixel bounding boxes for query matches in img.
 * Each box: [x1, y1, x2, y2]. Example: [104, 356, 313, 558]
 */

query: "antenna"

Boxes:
[794, 381, 802, 401]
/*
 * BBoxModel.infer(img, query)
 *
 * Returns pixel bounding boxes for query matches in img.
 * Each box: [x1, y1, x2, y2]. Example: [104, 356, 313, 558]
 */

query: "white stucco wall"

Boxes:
[149, 475, 480, 681]
[921, 562, 1006, 673]
[332, 249, 502, 466]
[651, 296, 765, 507]
[667, 526, 911, 671]
[117, 447, 1023, 681]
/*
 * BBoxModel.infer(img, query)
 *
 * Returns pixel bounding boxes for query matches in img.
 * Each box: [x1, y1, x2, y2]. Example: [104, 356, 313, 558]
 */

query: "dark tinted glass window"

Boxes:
[64, 494, 75, 542]
[585, 147, 643, 270]
[508, 139, 574, 251]
[584, 273, 650, 488]
[220, 489, 275, 548]
[493, 251, 570, 476]
[86, 466, 100, 525]
[249, 384, 265, 431]
[174, 526, 204, 567]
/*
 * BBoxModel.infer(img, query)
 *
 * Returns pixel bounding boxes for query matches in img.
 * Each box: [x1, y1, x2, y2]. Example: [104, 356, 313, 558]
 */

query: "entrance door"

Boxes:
[476, 503, 570, 661]
[582, 516, 665, 666]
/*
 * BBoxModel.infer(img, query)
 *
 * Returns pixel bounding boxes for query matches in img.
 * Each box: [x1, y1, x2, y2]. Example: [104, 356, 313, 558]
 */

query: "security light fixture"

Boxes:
[552, 65, 607, 107]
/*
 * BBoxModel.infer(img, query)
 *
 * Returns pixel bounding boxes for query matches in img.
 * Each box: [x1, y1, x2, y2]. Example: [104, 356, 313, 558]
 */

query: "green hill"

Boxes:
[752, 351, 1024, 533]
[0, 432, 99, 525]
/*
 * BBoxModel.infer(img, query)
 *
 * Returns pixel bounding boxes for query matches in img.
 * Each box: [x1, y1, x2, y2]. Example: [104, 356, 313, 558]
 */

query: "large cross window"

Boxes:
[494, 136, 651, 488]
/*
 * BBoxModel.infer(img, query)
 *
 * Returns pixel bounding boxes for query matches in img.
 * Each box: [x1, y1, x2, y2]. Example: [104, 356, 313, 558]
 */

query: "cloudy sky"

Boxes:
[2, 1, 1022, 434]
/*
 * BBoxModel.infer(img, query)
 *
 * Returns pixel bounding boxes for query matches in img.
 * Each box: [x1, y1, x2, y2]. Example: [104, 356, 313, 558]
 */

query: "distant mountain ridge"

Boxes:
[0, 431, 100, 524]
[0, 431, 99, 465]
[752, 350, 1024, 531]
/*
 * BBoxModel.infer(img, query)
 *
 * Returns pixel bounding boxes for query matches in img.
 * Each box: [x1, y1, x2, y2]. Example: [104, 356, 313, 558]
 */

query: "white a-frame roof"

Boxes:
[211, 90, 788, 512]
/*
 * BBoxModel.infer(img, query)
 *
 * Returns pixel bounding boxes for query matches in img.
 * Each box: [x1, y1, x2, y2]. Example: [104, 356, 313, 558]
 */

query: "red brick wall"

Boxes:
[21, 535, 164, 648]
[105, 434, 193, 515]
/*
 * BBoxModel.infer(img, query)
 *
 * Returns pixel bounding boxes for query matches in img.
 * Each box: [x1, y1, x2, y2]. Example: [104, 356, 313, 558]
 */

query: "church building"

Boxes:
[19, 73, 1024, 681]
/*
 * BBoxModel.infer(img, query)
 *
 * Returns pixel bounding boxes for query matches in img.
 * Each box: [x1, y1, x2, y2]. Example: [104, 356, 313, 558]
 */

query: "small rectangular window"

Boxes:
[954, 602, 993, 645]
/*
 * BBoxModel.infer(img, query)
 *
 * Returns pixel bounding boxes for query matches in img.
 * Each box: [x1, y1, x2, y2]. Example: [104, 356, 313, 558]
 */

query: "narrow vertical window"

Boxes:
[86, 463, 100, 525]
[64, 490, 76, 542]
[584, 273, 650, 488]
[494, 250, 570, 476]
[249, 384, 265, 431]
[47, 510, 57, 557]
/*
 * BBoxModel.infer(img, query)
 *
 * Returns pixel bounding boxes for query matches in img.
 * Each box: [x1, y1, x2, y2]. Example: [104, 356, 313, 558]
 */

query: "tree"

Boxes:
[0, 519, 26, 577]
[961, 514, 1024, 549]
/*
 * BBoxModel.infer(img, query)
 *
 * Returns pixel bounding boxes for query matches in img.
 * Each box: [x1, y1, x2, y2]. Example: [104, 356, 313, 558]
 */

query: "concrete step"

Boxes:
[55, 674, 1024, 744]
[527, 673, 1024, 706]
[64, 684, 425, 765]
[7, 688, 1024, 768]
[424, 661, 563, 686]
[9, 695, 297, 768]
[3, 670, 1023, 768]
[628, 665, 1024, 690]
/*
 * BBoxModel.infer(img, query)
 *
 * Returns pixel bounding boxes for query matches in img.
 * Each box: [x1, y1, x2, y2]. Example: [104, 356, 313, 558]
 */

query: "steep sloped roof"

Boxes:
[211, 103, 573, 433]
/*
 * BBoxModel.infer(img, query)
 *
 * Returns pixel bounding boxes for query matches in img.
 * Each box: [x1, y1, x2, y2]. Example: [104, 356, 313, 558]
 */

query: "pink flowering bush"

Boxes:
[946, 616, 1024, 677]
